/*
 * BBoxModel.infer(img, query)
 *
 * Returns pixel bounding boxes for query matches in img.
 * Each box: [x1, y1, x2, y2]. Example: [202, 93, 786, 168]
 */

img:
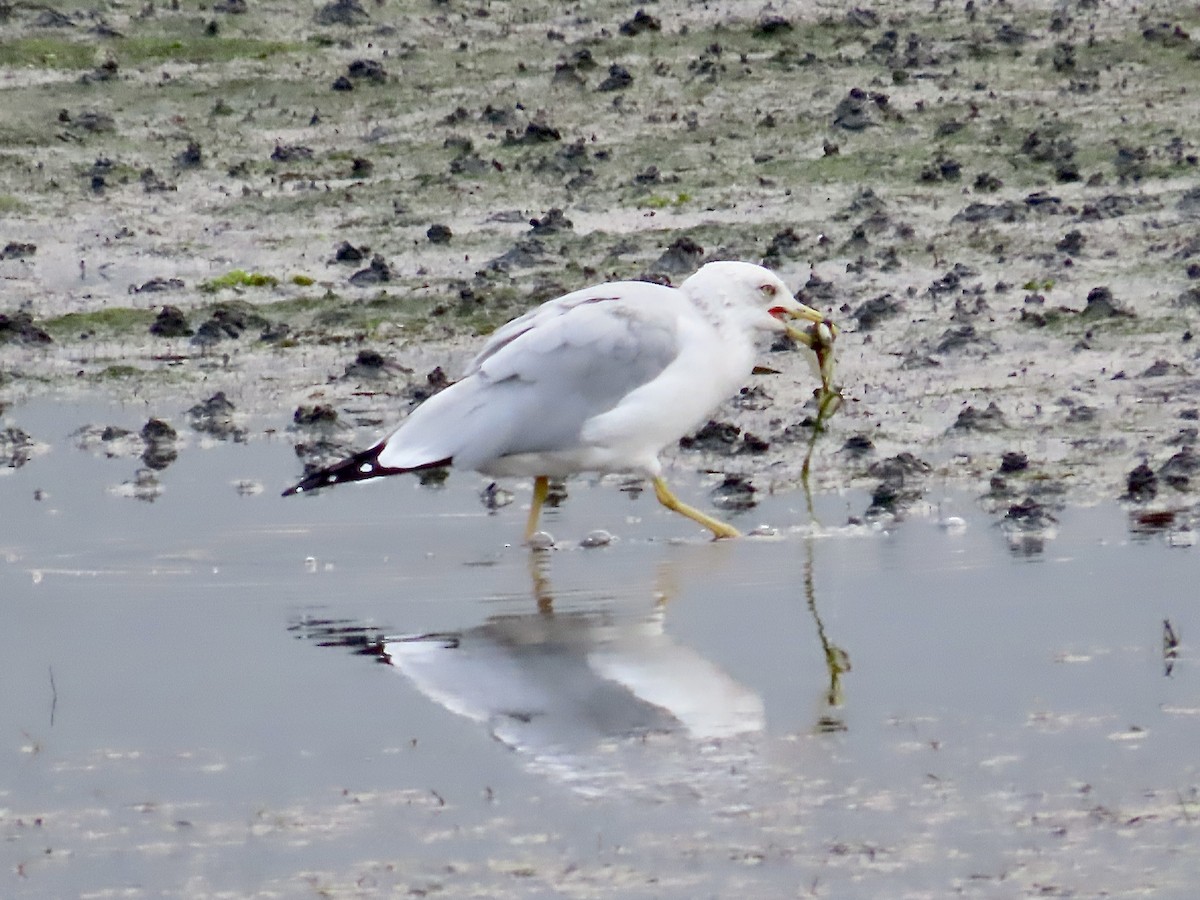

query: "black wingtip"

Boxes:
[283, 443, 453, 497]
[283, 441, 393, 497]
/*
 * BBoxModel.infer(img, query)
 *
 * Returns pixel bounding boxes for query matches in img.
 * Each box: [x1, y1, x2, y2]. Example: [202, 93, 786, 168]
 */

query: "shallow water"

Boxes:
[1, 399, 1198, 897]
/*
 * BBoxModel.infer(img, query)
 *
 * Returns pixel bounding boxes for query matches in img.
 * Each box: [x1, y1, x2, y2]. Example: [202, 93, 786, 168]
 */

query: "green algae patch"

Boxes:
[0, 35, 302, 70]
[0, 194, 27, 216]
[97, 363, 141, 380]
[200, 270, 280, 292]
[43, 307, 156, 341]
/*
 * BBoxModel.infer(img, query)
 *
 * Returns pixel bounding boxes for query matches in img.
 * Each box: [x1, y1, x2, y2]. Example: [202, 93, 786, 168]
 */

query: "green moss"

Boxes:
[43, 307, 155, 339]
[0, 37, 96, 69]
[200, 270, 280, 292]
[641, 192, 692, 209]
[290, 274, 315, 286]
[0, 195, 27, 215]
[0, 34, 300, 71]
[97, 364, 141, 379]
[117, 36, 301, 66]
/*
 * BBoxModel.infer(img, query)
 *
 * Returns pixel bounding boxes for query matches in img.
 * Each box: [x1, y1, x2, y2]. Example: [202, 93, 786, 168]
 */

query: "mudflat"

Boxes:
[2, 0, 1199, 521]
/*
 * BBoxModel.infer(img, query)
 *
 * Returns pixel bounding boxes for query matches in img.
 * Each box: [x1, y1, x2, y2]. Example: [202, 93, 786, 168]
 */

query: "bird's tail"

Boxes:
[282, 440, 451, 496]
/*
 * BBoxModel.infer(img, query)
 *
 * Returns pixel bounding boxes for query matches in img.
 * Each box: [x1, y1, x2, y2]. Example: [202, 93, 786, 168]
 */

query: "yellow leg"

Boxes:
[652, 476, 740, 540]
[524, 476, 550, 541]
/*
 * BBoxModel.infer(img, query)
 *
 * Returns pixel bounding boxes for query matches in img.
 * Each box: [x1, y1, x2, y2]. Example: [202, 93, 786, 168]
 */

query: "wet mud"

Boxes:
[2, 0, 1200, 533]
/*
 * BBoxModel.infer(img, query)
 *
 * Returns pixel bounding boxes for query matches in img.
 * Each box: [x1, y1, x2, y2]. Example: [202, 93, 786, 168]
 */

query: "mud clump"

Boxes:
[1080, 287, 1134, 321]
[0, 242, 36, 259]
[1125, 462, 1158, 501]
[132, 278, 186, 296]
[347, 59, 387, 84]
[652, 237, 704, 276]
[333, 241, 369, 263]
[1158, 446, 1200, 490]
[343, 349, 407, 380]
[0, 311, 52, 345]
[679, 420, 767, 455]
[851, 293, 903, 331]
[620, 10, 661, 36]
[711, 474, 757, 511]
[140, 418, 178, 470]
[191, 304, 271, 347]
[349, 254, 393, 285]
[187, 392, 245, 441]
[407, 366, 451, 404]
[314, 0, 369, 26]
[1003, 497, 1058, 531]
[596, 64, 634, 93]
[149, 306, 193, 338]
[1, 425, 35, 468]
[529, 208, 573, 235]
[952, 403, 1006, 432]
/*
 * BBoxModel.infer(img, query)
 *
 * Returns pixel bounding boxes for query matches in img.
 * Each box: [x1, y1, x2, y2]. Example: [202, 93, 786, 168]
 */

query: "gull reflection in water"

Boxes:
[395, 565, 765, 750]
[293, 543, 848, 797]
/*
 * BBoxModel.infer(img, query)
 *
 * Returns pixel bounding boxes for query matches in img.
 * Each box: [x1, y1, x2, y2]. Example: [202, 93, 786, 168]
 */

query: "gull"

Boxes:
[283, 261, 837, 539]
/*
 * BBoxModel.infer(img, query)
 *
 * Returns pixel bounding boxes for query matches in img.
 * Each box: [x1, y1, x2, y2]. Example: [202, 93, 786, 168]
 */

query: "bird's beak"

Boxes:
[770, 302, 839, 395]
[770, 301, 835, 345]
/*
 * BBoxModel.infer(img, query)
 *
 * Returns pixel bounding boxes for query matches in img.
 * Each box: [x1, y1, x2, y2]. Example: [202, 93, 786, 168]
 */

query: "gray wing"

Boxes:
[468, 280, 679, 374]
[377, 291, 683, 471]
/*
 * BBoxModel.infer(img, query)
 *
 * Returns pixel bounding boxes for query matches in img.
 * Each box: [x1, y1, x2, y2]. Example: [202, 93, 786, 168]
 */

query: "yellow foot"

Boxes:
[652, 476, 740, 539]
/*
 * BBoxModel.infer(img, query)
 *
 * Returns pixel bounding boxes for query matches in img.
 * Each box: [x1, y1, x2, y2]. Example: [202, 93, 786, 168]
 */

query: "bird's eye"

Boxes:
[759, 283, 778, 297]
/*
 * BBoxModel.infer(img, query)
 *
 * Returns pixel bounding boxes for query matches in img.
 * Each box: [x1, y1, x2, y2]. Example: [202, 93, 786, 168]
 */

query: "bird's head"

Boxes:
[682, 261, 839, 390]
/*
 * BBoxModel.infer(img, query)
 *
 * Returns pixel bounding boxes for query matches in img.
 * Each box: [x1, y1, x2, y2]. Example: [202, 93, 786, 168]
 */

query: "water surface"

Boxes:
[1, 400, 1197, 897]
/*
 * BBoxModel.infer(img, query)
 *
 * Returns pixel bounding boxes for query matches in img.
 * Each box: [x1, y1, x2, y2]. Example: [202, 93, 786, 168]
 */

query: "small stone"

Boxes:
[748, 524, 779, 537]
[527, 531, 555, 551]
[580, 529, 613, 548]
